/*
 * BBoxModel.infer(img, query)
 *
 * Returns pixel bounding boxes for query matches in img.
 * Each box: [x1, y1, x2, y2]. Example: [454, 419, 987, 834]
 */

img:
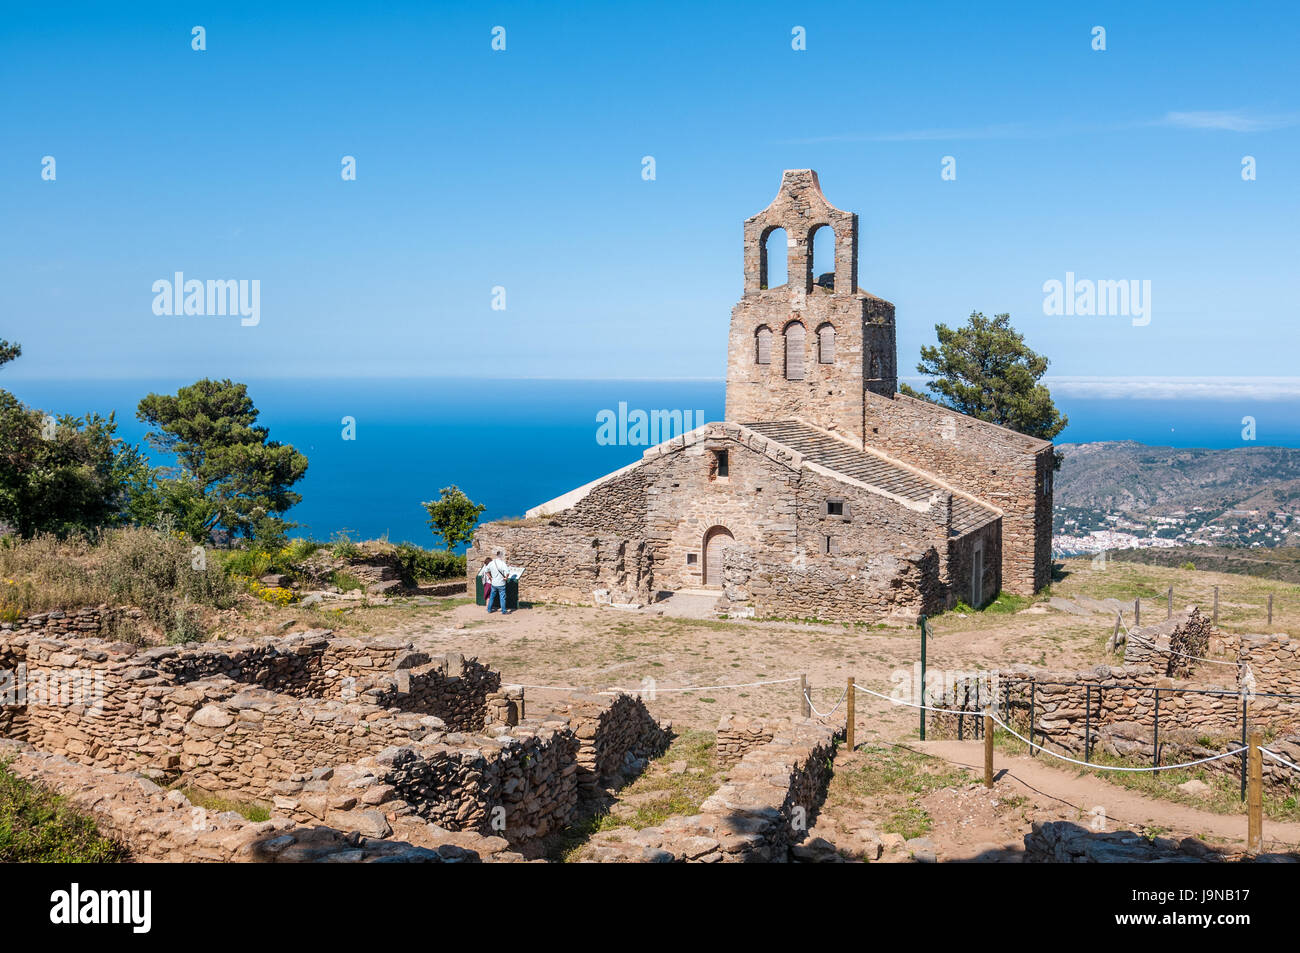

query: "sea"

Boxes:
[9, 378, 1300, 548]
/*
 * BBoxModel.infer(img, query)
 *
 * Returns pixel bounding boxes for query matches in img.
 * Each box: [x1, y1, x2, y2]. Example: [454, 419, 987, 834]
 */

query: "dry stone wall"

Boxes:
[0, 738, 516, 863]
[1, 624, 674, 858]
[553, 693, 672, 793]
[581, 716, 838, 863]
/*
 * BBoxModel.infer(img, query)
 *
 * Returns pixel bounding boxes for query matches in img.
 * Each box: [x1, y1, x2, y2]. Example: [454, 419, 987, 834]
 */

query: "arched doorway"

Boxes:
[702, 525, 735, 588]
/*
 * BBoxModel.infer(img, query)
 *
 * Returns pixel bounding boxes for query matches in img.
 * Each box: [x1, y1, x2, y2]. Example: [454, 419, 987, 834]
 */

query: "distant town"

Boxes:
[1053, 505, 1300, 556]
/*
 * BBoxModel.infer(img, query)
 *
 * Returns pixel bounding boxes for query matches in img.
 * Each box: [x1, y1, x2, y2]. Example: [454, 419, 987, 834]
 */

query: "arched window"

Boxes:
[810, 224, 836, 290]
[784, 322, 806, 380]
[755, 326, 772, 364]
[817, 323, 835, 364]
[761, 227, 788, 289]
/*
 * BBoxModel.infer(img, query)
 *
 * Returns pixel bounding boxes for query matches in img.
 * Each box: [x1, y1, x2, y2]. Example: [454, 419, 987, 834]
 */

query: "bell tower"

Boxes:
[725, 170, 897, 447]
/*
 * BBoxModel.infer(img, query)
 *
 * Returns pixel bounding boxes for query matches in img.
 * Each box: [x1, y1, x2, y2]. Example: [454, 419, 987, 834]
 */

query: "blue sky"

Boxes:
[2, 0, 1298, 395]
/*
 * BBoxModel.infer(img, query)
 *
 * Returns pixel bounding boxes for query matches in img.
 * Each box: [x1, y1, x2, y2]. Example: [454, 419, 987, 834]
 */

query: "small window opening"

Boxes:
[710, 449, 729, 480]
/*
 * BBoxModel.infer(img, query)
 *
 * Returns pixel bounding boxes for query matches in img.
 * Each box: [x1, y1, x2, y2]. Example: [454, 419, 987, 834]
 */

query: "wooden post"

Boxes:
[1111, 613, 1121, 653]
[846, 677, 856, 752]
[1134, 597, 1140, 627]
[1247, 730, 1264, 854]
[1268, 594, 1274, 627]
[1167, 586, 1173, 619]
[1213, 586, 1219, 625]
[799, 674, 810, 718]
[983, 713, 994, 788]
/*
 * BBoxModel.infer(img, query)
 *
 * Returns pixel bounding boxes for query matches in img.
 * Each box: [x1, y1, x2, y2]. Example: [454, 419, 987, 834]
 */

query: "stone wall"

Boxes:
[475, 422, 963, 622]
[468, 524, 656, 607]
[0, 738, 517, 863]
[930, 655, 1300, 793]
[0, 630, 501, 782]
[2, 628, 676, 856]
[297, 720, 582, 845]
[177, 683, 446, 803]
[861, 391, 1053, 595]
[580, 716, 839, 863]
[715, 714, 776, 765]
[553, 693, 672, 793]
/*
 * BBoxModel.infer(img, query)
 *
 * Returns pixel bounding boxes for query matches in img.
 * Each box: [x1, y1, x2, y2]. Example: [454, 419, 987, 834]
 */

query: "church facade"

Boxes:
[469, 170, 1054, 621]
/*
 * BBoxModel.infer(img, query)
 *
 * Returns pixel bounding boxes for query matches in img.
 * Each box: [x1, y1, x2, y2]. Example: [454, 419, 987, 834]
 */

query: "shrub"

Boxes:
[330, 530, 361, 560]
[0, 527, 240, 640]
[394, 542, 465, 581]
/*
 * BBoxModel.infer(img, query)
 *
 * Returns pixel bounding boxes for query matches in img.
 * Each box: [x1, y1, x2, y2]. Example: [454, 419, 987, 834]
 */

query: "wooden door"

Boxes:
[704, 526, 734, 587]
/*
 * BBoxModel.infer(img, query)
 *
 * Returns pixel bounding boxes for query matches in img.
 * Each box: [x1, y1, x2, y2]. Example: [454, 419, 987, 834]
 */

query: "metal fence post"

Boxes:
[1248, 730, 1264, 853]
[1028, 681, 1036, 757]
[1085, 684, 1092, 763]
[1240, 696, 1249, 802]
[919, 615, 927, 741]
[1153, 688, 1160, 769]
[846, 676, 855, 752]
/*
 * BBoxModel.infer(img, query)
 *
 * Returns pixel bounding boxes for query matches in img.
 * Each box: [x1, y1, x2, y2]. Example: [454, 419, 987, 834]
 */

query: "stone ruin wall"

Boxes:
[582, 715, 839, 863]
[0, 621, 673, 859]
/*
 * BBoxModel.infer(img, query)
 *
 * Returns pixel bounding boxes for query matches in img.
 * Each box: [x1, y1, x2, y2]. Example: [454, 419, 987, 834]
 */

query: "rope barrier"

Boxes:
[1259, 747, 1300, 773]
[804, 686, 848, 719]
[507, 676, 802, 695]
[599, 676, 801, 695]
[851, 682, 990, 717]
[848, 682, 1249, 774]
[987, 712, 1248, 773]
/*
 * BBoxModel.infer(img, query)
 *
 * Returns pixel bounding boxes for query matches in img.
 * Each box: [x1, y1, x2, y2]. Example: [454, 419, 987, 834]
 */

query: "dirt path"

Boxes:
[914, 739, 1300, 853]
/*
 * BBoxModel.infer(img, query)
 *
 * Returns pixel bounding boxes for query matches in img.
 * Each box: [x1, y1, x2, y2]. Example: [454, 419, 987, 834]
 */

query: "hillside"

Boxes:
[1054, 441, 1300, 549]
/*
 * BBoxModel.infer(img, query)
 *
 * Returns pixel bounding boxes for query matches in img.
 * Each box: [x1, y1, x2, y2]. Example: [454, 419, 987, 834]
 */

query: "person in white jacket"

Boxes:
[480, 549, 512, 614]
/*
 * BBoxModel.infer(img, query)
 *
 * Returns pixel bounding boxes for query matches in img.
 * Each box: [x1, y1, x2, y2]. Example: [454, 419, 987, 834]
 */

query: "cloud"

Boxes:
[776, 110, 1299, 144]
[1042, 376, 1300, 400]
[1155, 110, 1300, 132]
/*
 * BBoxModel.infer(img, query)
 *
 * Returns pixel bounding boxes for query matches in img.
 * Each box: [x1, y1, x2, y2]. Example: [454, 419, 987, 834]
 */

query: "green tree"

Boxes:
[0, 340, 20, 370]
[902, 311, 1068, 464]
[422, 485, 485, 550]
[137, 379, 308, 544]
[0, 394, 138, 537]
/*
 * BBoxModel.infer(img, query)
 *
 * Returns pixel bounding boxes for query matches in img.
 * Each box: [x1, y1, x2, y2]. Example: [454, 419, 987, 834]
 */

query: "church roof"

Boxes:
[742, 420, 1000, 536]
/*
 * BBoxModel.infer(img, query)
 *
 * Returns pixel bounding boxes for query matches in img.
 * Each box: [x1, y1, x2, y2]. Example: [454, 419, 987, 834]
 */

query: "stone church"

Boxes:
[470, 170, 1054, 621]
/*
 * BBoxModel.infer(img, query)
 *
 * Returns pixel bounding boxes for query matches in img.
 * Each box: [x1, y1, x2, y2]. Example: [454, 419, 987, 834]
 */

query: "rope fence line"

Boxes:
[1260, 747, 1300, 773]
[803, 686, 848, 719]
[850, 682, 1252, 773]
[505, 676, 802, 696]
